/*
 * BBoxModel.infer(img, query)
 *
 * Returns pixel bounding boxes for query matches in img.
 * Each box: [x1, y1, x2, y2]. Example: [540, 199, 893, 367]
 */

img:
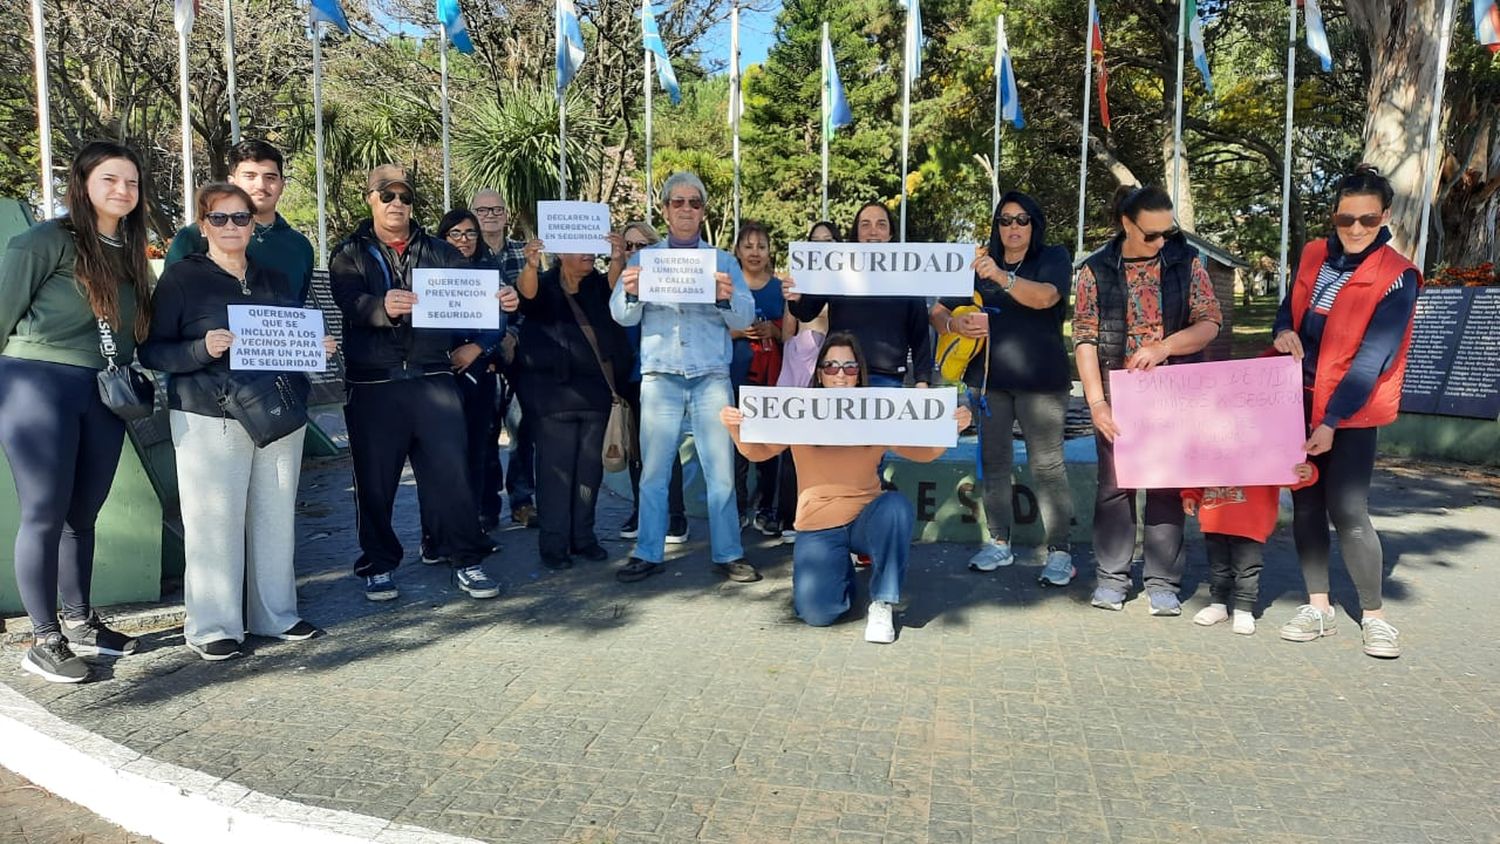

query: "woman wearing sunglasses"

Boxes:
[1269, 165, 1418, 659]
[931, 191, 1076, 586]
[140, 183, 336, 661]
[1073, 184, 1222, 617]
[720, 332, 971, 643]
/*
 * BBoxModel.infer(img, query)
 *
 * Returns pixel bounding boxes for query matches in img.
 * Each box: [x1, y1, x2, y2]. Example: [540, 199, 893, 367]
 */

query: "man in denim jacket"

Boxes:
[609, 172, 757, 583]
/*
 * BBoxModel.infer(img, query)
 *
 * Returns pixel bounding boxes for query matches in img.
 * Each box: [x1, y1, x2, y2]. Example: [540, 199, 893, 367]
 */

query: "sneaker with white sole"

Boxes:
[272, 621, 320, 641]
[1232, 610, 1256, 636]
[187, 639, 243, 662]
[59, 611, 137, 657]
[1279, 604, 1337, 642]
[1090, 586, 1126, 611]
[454, 565, 501, 599]
[1147, 591, 1182, 616]
[1038, 548, 1075, 586]
[666, 517, 689, 545]
[364, 573, 398, 602]
[21, 633, 88, 684]
[1361, 617, 1401, 658]
[968, 540, 1015, 572]
[619, 513, 639, 540]
[1193, 603, 1229, 626]
[864, 601, 895, 644]
[781, 529, 797, 545]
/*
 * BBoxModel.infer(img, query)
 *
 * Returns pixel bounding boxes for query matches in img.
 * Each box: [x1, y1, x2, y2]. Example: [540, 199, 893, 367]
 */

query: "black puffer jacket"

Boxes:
[329, 219, 465, 382]
[1080, 230, 1203, 375]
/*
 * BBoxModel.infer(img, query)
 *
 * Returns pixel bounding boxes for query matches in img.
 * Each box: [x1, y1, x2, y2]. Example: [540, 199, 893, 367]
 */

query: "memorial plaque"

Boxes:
[1400, 286, 1500, 420]
[1400, 287, 1467, 414]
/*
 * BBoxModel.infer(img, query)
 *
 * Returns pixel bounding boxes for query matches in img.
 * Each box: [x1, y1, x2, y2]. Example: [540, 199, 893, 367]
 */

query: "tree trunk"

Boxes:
[1345, 0, 1446, 261]
[1162, 131, 1196, 231]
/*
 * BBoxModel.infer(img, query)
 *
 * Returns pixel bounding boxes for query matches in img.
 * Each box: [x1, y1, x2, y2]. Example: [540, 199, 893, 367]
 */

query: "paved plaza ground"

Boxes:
[2, 453, 1499, 843]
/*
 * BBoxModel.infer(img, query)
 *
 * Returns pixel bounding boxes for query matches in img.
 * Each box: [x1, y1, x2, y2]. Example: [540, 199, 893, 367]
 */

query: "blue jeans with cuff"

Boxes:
[792, 491, 913, 626]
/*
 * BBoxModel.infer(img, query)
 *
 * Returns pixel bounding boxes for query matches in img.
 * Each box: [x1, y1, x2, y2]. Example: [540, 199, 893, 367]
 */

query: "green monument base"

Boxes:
[1379, 412, 1500, 467]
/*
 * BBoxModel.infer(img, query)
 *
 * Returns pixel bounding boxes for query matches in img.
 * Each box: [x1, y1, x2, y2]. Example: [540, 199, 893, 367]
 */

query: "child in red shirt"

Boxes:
[1183, 462, 1317, 635]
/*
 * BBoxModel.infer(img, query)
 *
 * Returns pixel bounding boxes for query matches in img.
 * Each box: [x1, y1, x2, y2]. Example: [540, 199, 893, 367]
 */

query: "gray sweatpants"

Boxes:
[170, 410, 305, 646]
[976, 388, 1074, 548]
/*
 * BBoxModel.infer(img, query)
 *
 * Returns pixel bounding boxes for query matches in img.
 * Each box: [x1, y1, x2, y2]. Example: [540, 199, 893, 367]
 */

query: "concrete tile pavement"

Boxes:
[2, 455, 1499, 842]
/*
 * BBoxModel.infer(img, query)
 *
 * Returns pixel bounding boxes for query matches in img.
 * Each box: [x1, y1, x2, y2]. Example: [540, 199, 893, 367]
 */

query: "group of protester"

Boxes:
[0, 136, 1418, 683]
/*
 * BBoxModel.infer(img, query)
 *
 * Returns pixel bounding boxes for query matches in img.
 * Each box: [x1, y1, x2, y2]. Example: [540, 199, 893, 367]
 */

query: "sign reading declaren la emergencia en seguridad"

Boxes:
[737, 387, 960, 447]
[409, 268, 501, 330]
[785, 241, 977, 298]
[226, 305, 326, 372]
[535, 200, 612, 254]
[638, 248, 718, 304]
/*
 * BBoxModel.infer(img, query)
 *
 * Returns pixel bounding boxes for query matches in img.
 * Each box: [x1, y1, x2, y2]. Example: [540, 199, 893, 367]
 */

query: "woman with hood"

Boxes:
[931, 192, 1077, 586]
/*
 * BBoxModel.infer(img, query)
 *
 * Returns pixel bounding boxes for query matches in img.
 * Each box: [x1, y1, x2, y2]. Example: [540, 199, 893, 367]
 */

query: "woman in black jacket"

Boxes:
[140, 183, 335, 661]
[515, 240, 629, 569]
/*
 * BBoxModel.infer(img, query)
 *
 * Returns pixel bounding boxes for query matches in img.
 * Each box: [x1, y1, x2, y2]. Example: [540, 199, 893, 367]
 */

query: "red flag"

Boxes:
[1091, 6, 1111, 131]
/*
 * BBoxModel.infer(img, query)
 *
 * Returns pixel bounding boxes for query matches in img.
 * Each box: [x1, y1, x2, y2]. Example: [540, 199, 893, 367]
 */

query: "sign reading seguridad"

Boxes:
[737, 387, 960, 447]
[786, 242, 976, 297]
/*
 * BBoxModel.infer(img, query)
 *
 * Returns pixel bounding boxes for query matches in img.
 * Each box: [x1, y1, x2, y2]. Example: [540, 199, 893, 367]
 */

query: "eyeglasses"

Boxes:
[1332, 212, 1383, 229]
[204, 211, 254, 228]
[818, 360, 860, 376]
[378, 190, 413, 205]
[667, 196, 705, 210]
[624, 240, 650, 252]
[447, 230, 479, 241]
[997, 214, 1032, 228]
[473, 205, 506, 217]
[1140, 226, 1180, 243]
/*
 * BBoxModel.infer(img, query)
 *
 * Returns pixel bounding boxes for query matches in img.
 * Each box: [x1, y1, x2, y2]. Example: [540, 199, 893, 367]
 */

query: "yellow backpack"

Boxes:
[935, 291, 985, 383]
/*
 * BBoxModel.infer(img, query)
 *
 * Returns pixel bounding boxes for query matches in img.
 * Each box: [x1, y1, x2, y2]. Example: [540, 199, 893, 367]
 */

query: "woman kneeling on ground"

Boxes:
[720, 332, 971, 643]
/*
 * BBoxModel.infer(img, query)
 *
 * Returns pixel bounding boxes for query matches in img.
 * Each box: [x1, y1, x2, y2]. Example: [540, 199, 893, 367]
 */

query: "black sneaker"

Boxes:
[754, 514, 782, 537]
[187, 638, 243, 662]
[272, 621, 321, 641]
[717, 560, 762, 583]
[59, 611, 137, 657]
[21, 633, 88, 683]
[666, 516, 689, 545]
[573, 543, 610, 562]
[619, 513, 640, 540]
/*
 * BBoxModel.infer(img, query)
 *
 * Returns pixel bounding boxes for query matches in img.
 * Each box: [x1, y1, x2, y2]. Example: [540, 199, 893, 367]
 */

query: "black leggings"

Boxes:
[1291, 426, 1384, 611]
[0, 357, 126, 636]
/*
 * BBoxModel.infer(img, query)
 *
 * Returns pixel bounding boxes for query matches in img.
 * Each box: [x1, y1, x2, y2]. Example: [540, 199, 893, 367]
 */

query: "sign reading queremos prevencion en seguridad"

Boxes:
[409, 268, 501, 330]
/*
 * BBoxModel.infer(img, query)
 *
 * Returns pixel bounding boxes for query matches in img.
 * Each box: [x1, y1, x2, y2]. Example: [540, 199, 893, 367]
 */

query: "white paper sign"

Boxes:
[410, 268, 501, 329]
[786, 241, 975, 297]
[536, 200, 612, 254]
[738, 387, 959, 447]
[638, 248, 718, 304]
[227, 305, 326, 372]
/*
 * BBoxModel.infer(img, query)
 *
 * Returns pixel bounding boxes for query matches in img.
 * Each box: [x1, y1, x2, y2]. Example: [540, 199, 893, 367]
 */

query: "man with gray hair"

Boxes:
[610, 172, 758, 583]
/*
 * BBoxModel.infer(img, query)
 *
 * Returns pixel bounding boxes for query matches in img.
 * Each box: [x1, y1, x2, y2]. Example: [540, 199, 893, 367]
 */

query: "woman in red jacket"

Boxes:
[1271, 164, 1419, 659]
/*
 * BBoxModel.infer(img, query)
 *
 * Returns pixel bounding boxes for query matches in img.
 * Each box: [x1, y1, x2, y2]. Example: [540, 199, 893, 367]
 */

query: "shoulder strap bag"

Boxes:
[95, 318, 156, 421]
[563, 290, 633, 474]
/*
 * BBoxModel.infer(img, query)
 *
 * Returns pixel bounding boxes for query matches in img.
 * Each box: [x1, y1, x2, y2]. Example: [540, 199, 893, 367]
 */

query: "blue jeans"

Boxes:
[868, 372, 905, 388]
[793, 491, 912, 626]
[636, 372, 743, 564]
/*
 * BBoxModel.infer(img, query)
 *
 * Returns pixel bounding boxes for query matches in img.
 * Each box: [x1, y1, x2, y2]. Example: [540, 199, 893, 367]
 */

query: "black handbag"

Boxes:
[217, 372, 310, 448]
[95, 318, 155, 421]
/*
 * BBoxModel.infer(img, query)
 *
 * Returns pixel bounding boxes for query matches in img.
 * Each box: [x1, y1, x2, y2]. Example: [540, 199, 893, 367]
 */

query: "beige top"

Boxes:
[732, 439, 945, 532]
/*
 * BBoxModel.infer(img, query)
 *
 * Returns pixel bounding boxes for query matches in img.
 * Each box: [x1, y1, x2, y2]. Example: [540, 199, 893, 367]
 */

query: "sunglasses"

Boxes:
[667, 196, 705, 210]
[204, 211, 253, 228]
[378, 190, 413, 205]
[1140, 225, 1180, 243]
[1332, 212, 1383, 229]
[819, 360, 860, 376]
[997, 213, 1032, 228]
[624, 240, 650, 252]
[447, 230, 478, 241]
[473, 205, 506, 216]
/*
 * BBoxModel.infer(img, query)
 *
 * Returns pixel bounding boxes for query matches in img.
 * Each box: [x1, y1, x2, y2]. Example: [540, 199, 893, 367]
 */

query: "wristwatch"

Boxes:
[1003, 270, 1017, 292]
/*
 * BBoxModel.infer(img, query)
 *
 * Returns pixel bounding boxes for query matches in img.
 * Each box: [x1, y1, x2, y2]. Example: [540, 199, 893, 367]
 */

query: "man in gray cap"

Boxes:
[329, 164, 503, 603]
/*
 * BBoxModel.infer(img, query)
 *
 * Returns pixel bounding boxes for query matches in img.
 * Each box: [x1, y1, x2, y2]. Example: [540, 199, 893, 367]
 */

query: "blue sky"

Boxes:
[701, 1, 782, 72]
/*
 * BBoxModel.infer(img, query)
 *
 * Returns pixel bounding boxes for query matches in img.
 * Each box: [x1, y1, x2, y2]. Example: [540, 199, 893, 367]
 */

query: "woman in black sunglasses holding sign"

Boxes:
[141, 183, 336, 662]
[1269, 165, 1418, 659]
[1072, 184, 1221, 617]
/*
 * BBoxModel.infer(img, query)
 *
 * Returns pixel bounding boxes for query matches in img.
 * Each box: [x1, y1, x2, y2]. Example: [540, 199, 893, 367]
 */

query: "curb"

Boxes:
[0, 682, 481, 844]
[2, 602, 188, 647]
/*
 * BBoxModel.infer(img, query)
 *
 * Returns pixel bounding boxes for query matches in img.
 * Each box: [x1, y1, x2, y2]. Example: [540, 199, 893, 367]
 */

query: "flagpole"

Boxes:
[440, 29, 452, 211]
[1171, 0, 1187, 213]
[899, 4, 912, 241]
[1277, 0, 1296, 301]
[730, 0, 741, 235]
[29, 0, 54, 218]
[644, 49, 653, 220]
[557, 3, 567, 201]
[312, 21, 328, 267]
[992, 15, 1002, 211]
[821, 22, 830, 222]
[1415, 0, 1457, 269]
[1075, 0, 1096, 259]
[225, 0, 240, 143]
[178, 24, 194, 225]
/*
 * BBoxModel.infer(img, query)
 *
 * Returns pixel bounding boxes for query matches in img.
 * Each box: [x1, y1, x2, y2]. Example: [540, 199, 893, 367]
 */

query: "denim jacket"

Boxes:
[609, 239, 754, 377]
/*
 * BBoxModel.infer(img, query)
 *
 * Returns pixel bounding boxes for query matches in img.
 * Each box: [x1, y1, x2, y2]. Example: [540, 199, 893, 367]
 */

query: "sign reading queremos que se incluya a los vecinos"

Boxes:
[785, 242, 977, 298]
[226, 305, 327, 372]
[737, 387, 960, 447]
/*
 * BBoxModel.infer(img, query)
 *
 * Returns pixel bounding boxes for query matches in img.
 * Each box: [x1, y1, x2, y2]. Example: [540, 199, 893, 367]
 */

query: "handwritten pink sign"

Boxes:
[1108, 356, 1306, 489]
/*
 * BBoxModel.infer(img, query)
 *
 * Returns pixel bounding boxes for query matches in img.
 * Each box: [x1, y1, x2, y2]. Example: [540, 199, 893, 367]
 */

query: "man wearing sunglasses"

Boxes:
[609, 171, 757, 585]
[329, 164, 503, 604]
[165, 139, 314, 304]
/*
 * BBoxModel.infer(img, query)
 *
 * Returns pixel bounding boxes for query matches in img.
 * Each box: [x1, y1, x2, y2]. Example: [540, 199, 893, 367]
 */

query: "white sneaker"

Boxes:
[864, 601, 895, 644]
[1193, 603, 1229, 626]
[1232, 610, 1255, 636]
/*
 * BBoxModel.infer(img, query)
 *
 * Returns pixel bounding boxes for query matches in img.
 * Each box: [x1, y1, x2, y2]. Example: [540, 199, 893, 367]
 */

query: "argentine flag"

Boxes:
[1186, 0, 1212, 94]
[309, 0, 350, 34]
[997, 17, 1024, 129]
[642, 0, 681, 105]
[556, 0, 586, 95]
[899, 0, 923, 82]
[437, 0, 474, 54]
[823, 28, 853, 134]
[1304, 0, 1333, 72]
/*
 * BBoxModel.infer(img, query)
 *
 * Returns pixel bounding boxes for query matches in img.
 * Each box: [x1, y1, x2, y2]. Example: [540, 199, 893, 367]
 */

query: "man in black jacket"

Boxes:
[330, 164, 501, 602]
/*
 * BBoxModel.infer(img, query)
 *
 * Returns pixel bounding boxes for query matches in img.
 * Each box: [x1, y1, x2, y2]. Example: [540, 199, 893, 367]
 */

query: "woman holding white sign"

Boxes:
[140, 183, 337, 661]
[730, 221, 790, 536]
[1072, 185, 1222, 618]
[931, 191, 1077, 586]
[721, 333, 972, 643]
